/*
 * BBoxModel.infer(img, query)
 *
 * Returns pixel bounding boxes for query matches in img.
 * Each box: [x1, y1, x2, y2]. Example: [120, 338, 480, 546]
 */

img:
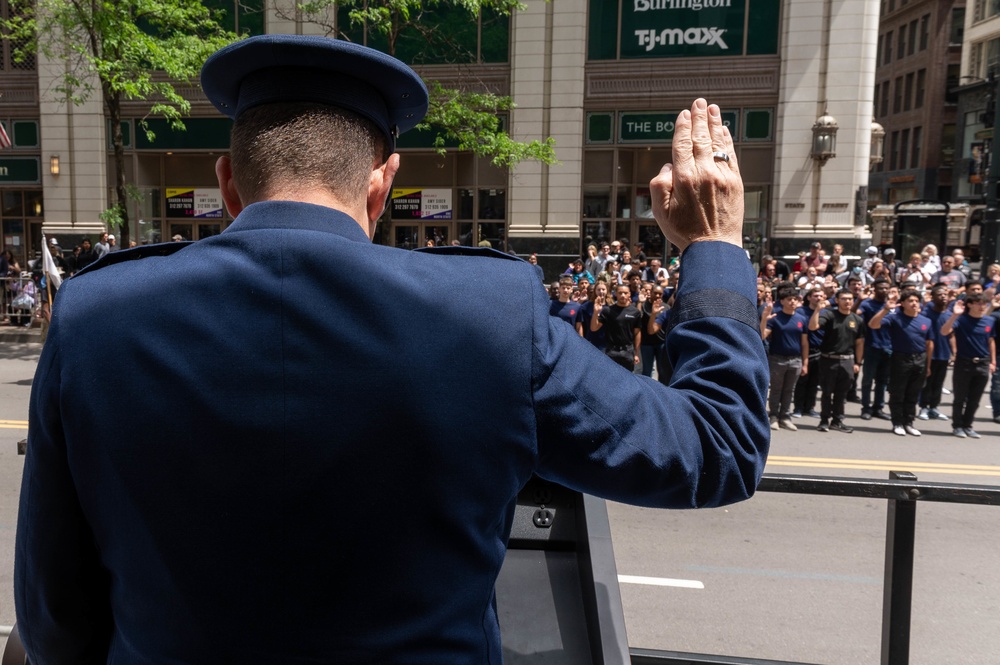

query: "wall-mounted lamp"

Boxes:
[49, 155, 60, 175]
[870, 119, 885, 169]
[810, 112, 839, 165]
[34, 201, 42, 215]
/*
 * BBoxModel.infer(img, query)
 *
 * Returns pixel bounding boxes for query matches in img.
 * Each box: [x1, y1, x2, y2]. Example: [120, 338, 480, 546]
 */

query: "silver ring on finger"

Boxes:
[712, 151, 730, 163]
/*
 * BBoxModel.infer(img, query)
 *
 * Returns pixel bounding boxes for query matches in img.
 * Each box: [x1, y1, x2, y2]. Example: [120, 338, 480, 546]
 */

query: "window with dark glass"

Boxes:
[950, 7, 965, 45]
[202, 0, 265, 36]
[904, 73, 914, 111]
[897, 25, 906, 59]
[893, 76, 903, 113]
[889, 131, 899, 170]
[884, 32, 893, 64]
[340, 4, 509, 64]
[915, 69, 926, 108]
[907, 20, 917, 56]
[899, 129, 910, 171]
[880, 80, 891, 117]
[0, 0, 35, 70]
[910, 126, 922, 169]
[919, 15, 929, 50]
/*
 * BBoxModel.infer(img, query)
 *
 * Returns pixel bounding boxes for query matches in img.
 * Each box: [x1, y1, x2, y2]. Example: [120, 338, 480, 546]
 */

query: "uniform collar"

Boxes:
[222, 201, 372, 243]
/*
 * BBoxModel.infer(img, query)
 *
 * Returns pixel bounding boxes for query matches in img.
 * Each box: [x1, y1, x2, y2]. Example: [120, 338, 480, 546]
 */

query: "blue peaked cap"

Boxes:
[201, 35, 429, 151]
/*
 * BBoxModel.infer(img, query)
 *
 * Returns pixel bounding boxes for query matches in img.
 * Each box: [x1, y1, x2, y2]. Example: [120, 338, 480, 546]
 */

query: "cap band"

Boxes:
[238, 67, 392, 148]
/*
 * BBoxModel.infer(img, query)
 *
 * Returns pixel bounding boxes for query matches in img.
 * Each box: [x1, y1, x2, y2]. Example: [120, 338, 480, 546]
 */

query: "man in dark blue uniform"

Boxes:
[15, 35, 769, 664]
[867, 289, 934, 436]
[792, 286, 825, 418]
[918, 285, 952, 421]
[941, 294, 996, 438]
[857, 278, 893, 420]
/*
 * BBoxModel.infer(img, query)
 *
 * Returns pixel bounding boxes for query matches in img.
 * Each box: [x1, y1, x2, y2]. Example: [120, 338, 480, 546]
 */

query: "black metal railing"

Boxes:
[629, 472, 1000, 665]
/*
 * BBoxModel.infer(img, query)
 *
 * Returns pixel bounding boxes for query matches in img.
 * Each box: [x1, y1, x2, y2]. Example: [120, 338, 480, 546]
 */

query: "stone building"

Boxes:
[0, 0, 882, 275]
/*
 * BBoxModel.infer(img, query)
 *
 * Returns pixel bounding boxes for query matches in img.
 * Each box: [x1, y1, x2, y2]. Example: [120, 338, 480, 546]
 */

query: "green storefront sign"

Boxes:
[618, 111, 738, 142]
[610, 0, 779, 59]
[0, 157, 40, 184]
[622, 0, 745, 58]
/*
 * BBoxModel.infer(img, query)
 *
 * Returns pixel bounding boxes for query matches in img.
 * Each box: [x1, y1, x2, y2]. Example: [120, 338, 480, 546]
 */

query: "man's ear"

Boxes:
[215, 156, 244, 218]
[367, 153, 400, 226]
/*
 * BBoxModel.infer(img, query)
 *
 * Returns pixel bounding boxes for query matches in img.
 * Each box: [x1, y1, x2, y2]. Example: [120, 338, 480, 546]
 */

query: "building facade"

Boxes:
[0, 0, 882, 277]
[869, 0, 964, 209]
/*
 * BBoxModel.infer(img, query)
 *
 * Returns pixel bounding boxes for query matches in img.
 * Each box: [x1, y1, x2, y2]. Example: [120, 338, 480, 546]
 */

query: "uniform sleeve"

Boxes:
[531, 241, 769, 509]
[15, 310, 113, 662]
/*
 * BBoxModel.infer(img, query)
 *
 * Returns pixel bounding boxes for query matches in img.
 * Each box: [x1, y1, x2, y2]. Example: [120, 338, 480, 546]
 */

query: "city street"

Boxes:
[1, 340, 998, 663]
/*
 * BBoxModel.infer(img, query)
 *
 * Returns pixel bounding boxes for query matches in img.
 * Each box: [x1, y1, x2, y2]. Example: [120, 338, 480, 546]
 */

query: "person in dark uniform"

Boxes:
[550, 275, 584, 336]
[15, 35, 769, 664]
[857, 278, 892, 420]
[591, 282, 642, 369]
[867, 289, 934, 436]
[793, 285, 825, 418]
[760, 282, 808, 431]
[918, 285, 952, 421]
[941, 294, 996, 438]
[810, 289, 866, 433]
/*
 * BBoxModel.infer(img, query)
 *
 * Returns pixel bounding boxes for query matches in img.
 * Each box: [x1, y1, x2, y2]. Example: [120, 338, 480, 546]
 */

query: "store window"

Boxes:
[0, 0, 35, 71]
[203, 0, 266, 36]
[378, 154, 510, 251]
[0, 189, 43, 268]
[338, 5, 509, 64]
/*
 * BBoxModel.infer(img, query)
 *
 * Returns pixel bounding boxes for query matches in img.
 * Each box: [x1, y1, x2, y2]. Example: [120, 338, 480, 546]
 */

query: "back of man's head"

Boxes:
[230, 103, 386, 206]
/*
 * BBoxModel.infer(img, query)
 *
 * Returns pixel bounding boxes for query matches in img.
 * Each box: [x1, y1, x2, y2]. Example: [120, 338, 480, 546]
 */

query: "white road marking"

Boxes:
[618, 574, 704, 589]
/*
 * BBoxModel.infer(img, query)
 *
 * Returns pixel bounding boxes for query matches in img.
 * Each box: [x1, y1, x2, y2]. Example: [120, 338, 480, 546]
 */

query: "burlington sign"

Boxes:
[622, 0, 744, 58]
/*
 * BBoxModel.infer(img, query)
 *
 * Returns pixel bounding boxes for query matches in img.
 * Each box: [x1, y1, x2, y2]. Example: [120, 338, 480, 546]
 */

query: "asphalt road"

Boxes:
[1, 342, 998, 663]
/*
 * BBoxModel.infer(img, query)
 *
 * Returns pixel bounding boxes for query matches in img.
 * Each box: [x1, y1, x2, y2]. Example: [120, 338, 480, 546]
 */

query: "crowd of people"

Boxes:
[546, 239, 681, 383]
[758, 241, 1000, 438]
[1, 232, 137, 327]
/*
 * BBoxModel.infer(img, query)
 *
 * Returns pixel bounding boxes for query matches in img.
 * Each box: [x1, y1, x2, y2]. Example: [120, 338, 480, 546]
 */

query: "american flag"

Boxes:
[0, 122, 10, 149]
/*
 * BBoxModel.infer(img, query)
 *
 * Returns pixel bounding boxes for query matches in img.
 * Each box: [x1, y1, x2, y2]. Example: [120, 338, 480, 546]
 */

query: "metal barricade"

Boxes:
[2, 273, 40, 327]
[628, 472, 1000, 665]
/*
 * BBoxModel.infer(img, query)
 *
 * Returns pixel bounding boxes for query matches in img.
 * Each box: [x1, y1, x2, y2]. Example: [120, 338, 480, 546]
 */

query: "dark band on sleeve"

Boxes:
[665, 288, 761, 336]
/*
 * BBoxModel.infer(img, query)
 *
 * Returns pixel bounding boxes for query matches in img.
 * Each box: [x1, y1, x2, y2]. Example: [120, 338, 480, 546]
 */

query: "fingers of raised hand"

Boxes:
[688, 99, 716, 168]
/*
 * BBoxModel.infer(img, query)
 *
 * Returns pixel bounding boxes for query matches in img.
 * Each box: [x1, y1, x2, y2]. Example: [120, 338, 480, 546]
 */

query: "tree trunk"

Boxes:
[105, 90, 130, 246]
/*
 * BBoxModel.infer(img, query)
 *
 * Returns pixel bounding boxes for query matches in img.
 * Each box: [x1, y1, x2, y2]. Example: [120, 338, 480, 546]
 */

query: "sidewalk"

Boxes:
[0, 321, 43, 344]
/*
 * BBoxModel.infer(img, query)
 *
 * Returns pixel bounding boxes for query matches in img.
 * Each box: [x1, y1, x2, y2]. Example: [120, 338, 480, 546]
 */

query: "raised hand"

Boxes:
[649, 99, 743, 252]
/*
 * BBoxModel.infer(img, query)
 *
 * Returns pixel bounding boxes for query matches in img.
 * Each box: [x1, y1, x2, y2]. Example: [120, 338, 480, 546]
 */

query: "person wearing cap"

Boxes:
[107, 234, 118, 252]
[881, 247, 899, 283]
[14, 35, 768, 664]
[861, 245, 879, 272]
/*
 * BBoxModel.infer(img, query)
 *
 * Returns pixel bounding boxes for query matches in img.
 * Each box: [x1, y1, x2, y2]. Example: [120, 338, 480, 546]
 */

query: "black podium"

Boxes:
[497, 476, 631, 664]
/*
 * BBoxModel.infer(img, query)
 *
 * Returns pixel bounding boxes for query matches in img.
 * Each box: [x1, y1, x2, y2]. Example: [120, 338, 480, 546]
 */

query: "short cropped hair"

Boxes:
[229, 102, 387, 205]
[899, 289, 920, 303]
[776, 285, 798, 301]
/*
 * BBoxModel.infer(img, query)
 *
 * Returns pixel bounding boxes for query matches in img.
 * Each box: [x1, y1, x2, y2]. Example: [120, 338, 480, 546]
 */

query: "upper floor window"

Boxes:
[0, 0, 35, 71]
[202, 0, 266, 36]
